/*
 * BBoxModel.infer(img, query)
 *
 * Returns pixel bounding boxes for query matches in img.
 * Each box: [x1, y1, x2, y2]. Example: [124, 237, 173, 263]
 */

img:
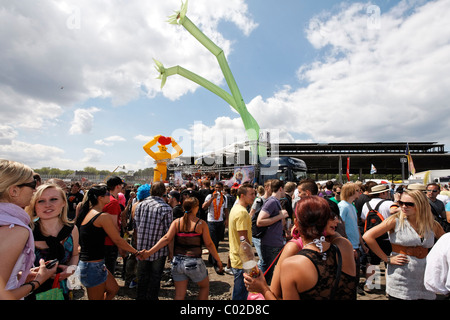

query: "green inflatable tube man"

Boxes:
[154, 0, 265, 157]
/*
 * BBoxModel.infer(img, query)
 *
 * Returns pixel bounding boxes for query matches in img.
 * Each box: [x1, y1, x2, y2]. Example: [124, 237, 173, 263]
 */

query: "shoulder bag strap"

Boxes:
[263, 245, 285, 277]
[374, 199, 388, 212]
[52, 273, 61, 289]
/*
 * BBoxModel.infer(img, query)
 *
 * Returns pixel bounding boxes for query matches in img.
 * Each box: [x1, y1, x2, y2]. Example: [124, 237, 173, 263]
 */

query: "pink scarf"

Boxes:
[0, 203, 35, 287]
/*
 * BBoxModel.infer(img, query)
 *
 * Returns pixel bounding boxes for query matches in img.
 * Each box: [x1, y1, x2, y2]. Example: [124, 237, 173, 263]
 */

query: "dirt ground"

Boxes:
[73, 234, 235, 300]
[73, 233, 387, 300]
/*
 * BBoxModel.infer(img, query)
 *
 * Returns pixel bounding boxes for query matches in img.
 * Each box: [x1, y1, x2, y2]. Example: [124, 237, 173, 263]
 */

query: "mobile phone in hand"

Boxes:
[45, 259, 59, 269]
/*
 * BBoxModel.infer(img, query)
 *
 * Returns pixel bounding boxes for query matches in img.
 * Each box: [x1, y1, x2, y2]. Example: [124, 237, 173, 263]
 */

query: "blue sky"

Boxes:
[1, 0, 450, 173]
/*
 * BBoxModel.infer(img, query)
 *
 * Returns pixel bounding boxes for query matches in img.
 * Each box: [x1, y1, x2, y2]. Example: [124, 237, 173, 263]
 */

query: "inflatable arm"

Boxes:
[143, 135, 160, 159]
[170, 138, 183, 159]
[154, 0, 262, 150]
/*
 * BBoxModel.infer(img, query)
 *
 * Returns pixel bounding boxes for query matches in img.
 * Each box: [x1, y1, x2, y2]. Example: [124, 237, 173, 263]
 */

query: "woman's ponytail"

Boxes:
[75, 184, 108, 229]
[181, 197, 199, 232]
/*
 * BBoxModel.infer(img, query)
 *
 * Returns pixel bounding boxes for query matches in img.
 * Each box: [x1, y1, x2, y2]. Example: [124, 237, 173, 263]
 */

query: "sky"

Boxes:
[1, 0, 450, 173]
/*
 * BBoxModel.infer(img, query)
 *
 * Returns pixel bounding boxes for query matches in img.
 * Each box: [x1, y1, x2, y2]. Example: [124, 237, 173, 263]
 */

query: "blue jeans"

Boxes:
[252, 237, 263, 270]
[79, 260, 107, 288]
[136, 256, 166, 300]
[261, 244, 283, 285]
[171, 256, 208, 283]
[231, 268, 248, 300]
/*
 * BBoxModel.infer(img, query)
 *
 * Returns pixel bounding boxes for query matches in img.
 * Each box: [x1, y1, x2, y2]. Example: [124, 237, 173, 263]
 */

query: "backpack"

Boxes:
[364, 200, 388, 240]
[429, 201, 450, 233]
[251, 197, 268, 239]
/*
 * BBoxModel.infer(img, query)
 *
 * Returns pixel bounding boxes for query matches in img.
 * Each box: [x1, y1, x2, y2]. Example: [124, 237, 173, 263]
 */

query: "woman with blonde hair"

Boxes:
[141, 197, 222, 300]
[0, 159, 56, 299]
[363, 189, 444, 300]
[25, 183, 80, 299]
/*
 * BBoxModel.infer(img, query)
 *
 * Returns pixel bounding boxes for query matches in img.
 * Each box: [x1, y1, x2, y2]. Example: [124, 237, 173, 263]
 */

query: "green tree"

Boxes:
[83, 167, 99, 175]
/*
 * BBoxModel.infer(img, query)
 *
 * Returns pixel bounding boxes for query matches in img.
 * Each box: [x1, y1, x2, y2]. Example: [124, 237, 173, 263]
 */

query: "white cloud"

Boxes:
[134, 134, 153, 142]
[0, 0, 258, 112]
[81, 148, 104, 163]
[171, 116, 294, 157]
[0, 139, 109, 170]
[0, 125, 18, 145]
[248, 0, 450, 145]
[94, 135, 126, 146]
[4, 0, 450, 172]
[69, 107, 100, 135]
[0, 86, 63, 130]
[0, 0, 259, 169]
[0, 140, 66, 168]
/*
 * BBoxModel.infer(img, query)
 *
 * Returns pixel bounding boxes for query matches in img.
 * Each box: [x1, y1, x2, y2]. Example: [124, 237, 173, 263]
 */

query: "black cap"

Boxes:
[169, 190, 181, 202]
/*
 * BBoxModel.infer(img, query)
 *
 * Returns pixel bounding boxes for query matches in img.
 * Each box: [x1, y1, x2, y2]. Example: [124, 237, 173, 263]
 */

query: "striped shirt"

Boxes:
[134, 196, 173, 261]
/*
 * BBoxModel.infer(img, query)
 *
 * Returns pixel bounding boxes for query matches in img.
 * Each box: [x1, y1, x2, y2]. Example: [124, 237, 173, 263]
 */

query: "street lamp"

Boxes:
[400, 157, 407, 181]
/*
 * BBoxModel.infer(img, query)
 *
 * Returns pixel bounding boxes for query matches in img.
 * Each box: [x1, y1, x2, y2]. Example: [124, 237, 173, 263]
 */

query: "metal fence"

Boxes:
[39, 174, 153, 185]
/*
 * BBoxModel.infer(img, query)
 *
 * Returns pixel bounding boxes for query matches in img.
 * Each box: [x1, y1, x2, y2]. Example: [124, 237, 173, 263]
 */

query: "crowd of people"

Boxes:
[1, 158, 450, 301]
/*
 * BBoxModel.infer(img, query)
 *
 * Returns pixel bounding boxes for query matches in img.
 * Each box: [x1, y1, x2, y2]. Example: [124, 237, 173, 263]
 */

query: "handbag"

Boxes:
[35, 273, 64, 300]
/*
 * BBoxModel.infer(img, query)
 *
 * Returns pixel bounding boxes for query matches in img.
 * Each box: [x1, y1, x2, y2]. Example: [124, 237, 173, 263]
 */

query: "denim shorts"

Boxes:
[171, 256, 207, 283]
[79, 260, 108, 288]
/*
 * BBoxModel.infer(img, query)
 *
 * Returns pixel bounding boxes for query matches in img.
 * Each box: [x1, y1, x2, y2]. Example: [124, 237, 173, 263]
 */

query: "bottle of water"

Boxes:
[239, 236, 259, 278]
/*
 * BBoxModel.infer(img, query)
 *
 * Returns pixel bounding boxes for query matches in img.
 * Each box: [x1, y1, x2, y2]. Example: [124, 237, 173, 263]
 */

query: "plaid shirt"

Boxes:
[134, 196, 173, 261]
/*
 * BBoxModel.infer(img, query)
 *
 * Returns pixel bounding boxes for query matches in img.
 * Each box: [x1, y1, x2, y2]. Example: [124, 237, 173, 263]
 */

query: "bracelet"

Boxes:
[386, 256, 391, 264]
[30, 280, 41, 288]
[21, 281, 36, 294]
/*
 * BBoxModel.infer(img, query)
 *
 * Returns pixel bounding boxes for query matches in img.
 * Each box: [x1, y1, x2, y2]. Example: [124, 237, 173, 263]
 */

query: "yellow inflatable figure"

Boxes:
[143, 135, 183, 182]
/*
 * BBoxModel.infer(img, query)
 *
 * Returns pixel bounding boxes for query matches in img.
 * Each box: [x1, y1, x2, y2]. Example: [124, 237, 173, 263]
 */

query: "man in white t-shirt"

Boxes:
[202, 182, 228, 274]
[360, 184, 394, 293]
[361, 184, 394, 221]
[424, 232, 450, 297]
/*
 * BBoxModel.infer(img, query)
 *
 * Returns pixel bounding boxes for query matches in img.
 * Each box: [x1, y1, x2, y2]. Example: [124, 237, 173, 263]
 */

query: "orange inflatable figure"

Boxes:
[143, 135, 183, 182]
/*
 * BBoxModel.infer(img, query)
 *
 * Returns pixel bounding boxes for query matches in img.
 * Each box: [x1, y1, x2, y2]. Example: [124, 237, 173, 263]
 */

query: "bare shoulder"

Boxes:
[281, 253, 313, 271]
[0, 225, 29, 256]
[280, 252, 318, 294]
[0, 224, 29, 239]
[332, 236, 353, 251]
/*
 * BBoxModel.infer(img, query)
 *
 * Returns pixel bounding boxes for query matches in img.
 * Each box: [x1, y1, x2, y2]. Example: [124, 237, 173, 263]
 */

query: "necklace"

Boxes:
[304, 236, 327, 260]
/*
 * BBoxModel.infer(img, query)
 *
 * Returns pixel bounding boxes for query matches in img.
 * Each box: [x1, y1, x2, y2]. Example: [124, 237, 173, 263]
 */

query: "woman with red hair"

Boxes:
[280, 196, 356, 299]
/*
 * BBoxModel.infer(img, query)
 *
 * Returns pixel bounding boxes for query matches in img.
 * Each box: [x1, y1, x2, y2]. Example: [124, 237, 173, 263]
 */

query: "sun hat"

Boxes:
[369, 184, 390, 195]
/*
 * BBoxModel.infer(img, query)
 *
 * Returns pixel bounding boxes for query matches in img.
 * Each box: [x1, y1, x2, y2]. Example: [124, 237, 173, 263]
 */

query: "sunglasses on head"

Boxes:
[17, 178, 38, 190]
[398, 200, 415, 208]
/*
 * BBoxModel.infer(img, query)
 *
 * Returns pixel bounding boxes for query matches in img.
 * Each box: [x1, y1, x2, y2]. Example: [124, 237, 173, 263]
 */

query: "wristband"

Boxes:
[30, 280, 41, 288]
[22, 281, 37, 294]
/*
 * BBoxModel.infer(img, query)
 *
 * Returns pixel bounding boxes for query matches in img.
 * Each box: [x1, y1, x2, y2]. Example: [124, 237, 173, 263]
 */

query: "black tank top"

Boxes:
[173, 218, 203, 258]
[79, 213, 107, 261]
[298, 244, 357, 300]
